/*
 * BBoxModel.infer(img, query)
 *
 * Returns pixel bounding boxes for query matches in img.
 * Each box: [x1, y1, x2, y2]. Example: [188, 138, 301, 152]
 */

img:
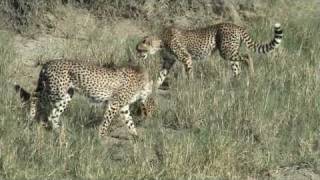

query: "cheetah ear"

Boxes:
[142, 36, 148, 42]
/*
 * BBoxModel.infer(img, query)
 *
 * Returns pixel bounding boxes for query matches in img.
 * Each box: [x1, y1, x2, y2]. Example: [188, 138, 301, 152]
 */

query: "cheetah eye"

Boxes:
[142, 39, 147, 44]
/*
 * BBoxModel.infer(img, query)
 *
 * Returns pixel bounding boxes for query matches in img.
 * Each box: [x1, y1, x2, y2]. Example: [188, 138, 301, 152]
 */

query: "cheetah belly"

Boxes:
[87, 93, 111, 103]
[73, 84, 113, 104]
[190, 50, 210, 61]
[70, 72, 121, 104]
[188, 47, 211, 61]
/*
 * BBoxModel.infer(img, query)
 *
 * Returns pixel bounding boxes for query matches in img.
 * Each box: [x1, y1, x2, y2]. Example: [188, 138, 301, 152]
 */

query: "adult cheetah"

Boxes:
[136, 22, 283, 88]
[15, 59, 154, 138]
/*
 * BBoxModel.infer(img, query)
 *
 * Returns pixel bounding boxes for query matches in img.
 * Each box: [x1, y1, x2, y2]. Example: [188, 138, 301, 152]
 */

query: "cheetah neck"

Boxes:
[149, 36, 163, 54]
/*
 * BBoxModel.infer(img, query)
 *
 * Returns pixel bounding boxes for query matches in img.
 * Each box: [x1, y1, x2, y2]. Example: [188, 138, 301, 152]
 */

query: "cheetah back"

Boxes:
[39, 60, 147, 104]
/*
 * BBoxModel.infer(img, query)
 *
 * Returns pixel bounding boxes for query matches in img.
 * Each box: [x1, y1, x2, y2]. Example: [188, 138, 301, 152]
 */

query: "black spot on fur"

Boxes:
[67, 88, 74, 97]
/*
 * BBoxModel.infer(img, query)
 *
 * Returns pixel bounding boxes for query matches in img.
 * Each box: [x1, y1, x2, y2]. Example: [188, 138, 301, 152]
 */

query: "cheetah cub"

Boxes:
[15, 59, 153, 138]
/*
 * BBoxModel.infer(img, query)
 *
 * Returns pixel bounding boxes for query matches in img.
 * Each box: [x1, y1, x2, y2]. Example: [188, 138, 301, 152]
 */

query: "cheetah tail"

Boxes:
[242, 23, 283, 54]
[14, 84, 31, 102]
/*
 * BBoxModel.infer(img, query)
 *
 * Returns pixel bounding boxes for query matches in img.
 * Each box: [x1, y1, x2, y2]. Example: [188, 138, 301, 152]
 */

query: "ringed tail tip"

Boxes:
[274, 23, 281, 28]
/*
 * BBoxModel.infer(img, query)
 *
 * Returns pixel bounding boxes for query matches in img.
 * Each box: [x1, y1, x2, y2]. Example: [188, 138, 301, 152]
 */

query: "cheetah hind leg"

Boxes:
[230, 54, 254, 78]
[221, 52, 242, 77]
[230, 61, 241, 77]
[169, 40, 193, 80]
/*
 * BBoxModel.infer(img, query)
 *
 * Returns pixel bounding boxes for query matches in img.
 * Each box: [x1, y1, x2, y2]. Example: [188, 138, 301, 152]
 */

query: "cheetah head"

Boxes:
[136, 36, 162, 59]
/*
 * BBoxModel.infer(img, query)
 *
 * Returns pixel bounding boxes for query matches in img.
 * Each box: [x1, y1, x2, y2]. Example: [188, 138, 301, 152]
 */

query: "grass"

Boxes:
[1, 0, 320, 179]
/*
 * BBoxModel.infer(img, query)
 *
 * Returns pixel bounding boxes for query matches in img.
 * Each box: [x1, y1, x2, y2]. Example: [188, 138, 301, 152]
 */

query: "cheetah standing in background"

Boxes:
[15, 59, 154, 138]
[136, 22, 283, 88]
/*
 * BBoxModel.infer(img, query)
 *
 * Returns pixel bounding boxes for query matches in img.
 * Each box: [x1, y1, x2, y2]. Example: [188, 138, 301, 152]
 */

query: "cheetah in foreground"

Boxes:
[15, 59, 154, 138]
[136, 22, 283, 88]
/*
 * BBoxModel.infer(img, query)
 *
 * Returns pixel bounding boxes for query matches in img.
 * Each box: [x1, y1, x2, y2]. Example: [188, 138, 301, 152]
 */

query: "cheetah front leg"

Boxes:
[14, 85, 39, 121]
[156, 53, 176, 88]
[170, 40, 193, 80]
[28, 95, 39, 121]
[139, 80, 155, 117]
[99, 101, 120, 137]
[99, 101, 138, 138]
[119, 81, 153, 138]
[47, 93, 72, 129]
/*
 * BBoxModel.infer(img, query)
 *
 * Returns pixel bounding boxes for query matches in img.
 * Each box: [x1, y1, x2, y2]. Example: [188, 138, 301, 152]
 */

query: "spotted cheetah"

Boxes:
[14, 59, 154, 138]
[136, 22, 283, 88]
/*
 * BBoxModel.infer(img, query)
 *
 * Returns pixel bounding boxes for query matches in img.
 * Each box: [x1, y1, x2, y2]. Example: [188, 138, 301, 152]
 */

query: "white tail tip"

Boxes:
[274, 23, 281, 28]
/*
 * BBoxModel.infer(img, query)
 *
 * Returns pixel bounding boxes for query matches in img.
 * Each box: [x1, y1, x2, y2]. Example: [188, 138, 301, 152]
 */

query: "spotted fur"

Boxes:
[136, 22, 283, 88]
[15, 60, 154, 138]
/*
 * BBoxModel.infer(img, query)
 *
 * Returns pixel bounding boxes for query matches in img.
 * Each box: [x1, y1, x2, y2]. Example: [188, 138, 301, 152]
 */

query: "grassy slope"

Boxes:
[1, 1, 320, 179]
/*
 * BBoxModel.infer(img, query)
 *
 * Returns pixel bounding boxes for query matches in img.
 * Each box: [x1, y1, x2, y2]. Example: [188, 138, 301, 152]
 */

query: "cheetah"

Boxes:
[136, 22, 283, 88]
[14, 59, 154, 138]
